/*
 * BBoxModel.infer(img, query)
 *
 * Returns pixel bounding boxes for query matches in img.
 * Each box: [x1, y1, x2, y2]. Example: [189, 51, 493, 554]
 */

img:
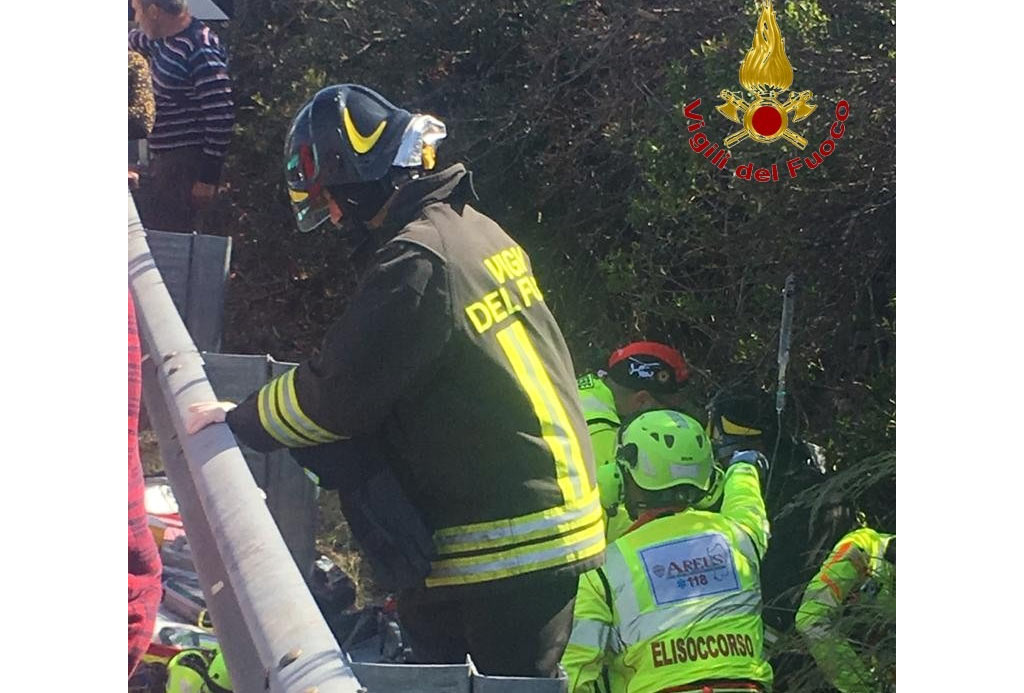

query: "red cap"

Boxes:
[606, 341, 689, 392]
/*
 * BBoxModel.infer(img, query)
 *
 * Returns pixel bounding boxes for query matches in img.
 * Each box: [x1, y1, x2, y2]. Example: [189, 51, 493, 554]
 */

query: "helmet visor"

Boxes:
[287, 186, 332, 233]
[284, 114, 332, 233]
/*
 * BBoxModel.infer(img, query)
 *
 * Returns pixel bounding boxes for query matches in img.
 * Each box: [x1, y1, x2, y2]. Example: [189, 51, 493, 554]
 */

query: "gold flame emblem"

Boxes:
[716, 1, 816, 149]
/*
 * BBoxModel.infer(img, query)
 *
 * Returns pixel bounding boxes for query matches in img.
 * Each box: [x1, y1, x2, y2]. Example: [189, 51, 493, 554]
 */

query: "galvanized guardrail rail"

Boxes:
[129, 191, 363, 693]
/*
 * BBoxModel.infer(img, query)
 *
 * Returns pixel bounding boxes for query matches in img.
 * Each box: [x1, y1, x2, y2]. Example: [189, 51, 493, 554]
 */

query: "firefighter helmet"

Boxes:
[283, 84, 446, 232]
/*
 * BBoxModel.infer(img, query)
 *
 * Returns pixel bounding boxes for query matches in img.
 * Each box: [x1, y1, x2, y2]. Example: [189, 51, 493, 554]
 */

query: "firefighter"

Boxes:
[579, 342, 722, 542]
[795, 528, 895, 693]
[562, 409, 773, 693]
[186, 84, 604, 677]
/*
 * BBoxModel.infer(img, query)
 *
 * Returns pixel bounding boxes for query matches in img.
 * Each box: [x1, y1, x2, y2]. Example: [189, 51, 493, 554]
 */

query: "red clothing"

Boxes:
[128, 292, 162, 677]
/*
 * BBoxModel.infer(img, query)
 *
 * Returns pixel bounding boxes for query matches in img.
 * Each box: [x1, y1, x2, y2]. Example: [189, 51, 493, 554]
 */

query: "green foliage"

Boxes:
[211, 3, 894, 681]
[782, 0, 831, 40]
[216, 0, 894, 486]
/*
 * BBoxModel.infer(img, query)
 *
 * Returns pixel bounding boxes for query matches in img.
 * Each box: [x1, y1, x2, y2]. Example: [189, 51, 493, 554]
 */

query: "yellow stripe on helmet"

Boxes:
[721, 416, 763, 437]
[343, 108, 387, 154]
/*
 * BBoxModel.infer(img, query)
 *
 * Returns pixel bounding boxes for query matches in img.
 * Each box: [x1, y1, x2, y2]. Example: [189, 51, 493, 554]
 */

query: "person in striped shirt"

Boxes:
[129, 0, 233, 232]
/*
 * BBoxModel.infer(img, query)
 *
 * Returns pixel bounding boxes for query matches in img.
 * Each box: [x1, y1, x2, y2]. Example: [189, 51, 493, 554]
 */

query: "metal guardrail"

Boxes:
[128, 191, 363, 693]
[128, 190, 569, 693]
[201, 353, 319, 577]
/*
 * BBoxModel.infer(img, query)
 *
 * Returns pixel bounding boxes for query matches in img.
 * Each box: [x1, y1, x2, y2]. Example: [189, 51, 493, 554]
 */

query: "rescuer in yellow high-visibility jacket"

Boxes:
[578, 343, 722, 543]
[563, 409, 773, 693]
[795, 527, 895, 693]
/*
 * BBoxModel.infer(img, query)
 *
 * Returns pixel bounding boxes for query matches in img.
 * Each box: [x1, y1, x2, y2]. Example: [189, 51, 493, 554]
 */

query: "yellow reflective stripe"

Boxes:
[433, 488, 601, 555]
[497, 321, 588, 502]
[802, 582, 841, 609]
[497, 323, 576, 501]
[601, 542, 638, 622]
[568, 618, 613, 651]
[433, 491, 595, 541]
[277, 369, 345, 444]
[257, 378, 312, 447]
[515, 323, 591, 497]
[425, 520, 606, 587]
[619, 591, 762, 646]
[796, 621, 832, 642]
[579, 394, 616, 419]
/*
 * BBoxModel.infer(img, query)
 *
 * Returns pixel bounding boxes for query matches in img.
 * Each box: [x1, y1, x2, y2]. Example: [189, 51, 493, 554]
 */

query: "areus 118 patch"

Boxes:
[640, 532, 740, 605]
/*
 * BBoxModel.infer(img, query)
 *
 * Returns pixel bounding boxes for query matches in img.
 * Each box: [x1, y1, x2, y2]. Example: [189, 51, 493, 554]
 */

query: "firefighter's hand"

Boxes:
[186, 401, 237, 434]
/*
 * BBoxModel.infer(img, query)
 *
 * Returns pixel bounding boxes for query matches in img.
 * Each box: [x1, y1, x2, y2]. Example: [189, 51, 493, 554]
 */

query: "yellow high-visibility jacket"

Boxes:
[562, 462, 773, 693]
[577, 373, 631, 542]
[795, 527, 895, 693]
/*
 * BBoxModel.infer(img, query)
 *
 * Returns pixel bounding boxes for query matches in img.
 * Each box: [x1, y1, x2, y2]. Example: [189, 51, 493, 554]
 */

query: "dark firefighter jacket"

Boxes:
[226, 164, 605, 590]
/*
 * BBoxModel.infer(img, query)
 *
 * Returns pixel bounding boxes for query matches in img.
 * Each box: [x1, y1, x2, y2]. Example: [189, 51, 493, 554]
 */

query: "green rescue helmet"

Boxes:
[596, 461, 624, 511]
[165, 650, 207, 693]
[164, 647, 233, 693]
[205, 649, 233, 692]
[617, 409, 714, 495]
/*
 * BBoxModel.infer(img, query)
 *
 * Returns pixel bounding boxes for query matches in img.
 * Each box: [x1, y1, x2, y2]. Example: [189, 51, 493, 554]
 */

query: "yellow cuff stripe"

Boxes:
[278, 369, 345, 444]
[256, 369, 346, 448]
[258, 379, 312, 447]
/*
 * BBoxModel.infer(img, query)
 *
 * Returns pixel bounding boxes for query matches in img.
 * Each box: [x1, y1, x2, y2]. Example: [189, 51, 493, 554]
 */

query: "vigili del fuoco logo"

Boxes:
[683, 0, 850, 182]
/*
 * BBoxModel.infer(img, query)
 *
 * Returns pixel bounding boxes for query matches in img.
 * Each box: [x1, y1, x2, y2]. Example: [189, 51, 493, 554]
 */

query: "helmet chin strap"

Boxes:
[340, 178, 408, 261]
[365, 186, 402, 229]
[626, 486, 703, 520]
[364, 168, 423, 229]
[364, 167, 428, 229]
[626, 501, 686, 523]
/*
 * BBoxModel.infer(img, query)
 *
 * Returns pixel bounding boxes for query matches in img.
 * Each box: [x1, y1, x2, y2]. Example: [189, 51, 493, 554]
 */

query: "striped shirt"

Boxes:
[129, 18, 234, 183]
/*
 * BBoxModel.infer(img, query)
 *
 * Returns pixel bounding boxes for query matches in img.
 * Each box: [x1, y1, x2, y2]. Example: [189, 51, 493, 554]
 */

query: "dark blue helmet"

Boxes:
[283, 85, 415, 232]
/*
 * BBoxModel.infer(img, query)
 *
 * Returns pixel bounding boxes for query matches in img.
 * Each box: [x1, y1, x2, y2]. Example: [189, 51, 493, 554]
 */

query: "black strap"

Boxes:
[205, 676, 233, 693]
[595, 568, 615, 693]
[172, 651, 231, 692]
